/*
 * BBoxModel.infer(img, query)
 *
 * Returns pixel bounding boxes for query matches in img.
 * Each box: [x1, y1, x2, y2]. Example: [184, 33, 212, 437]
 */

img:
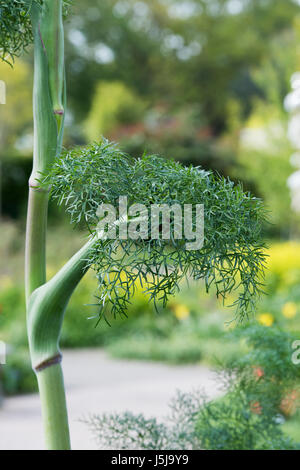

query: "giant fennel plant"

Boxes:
[1, 1, 266, 450]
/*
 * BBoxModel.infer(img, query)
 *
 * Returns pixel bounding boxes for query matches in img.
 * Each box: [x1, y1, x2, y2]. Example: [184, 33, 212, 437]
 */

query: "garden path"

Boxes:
[0, 349, 220, 450]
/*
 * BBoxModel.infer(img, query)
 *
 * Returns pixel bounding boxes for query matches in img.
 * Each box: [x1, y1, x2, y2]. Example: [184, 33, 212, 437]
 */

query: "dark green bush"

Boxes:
[1, 349, 36, 395]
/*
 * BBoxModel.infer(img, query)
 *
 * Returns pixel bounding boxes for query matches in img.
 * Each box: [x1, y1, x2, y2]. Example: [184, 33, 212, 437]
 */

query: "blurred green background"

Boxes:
[0, 0, 300, 444]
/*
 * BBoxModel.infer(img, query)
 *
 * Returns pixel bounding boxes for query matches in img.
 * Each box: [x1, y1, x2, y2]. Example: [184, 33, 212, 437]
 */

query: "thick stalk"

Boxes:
[25, 0, 70, 450]
[36, 364, 70, 450]
[27, 238, 94, 450]
[26, 0, 60, 302]
[25, 188, 48, 301]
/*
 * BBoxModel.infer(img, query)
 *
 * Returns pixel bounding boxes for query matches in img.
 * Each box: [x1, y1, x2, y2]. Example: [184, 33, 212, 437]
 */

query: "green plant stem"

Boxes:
[27, 238, 94, 449]
[25, 0, 71, 450]
[36, 364, 70, 450]
[25, 188, 48, 302]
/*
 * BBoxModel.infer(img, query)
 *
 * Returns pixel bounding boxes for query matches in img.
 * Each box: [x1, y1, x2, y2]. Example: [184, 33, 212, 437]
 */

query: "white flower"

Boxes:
[285, 72, 300, 213]
[287, 171, 300, 191]
[287, 115, 300, 149]
[284, 89, 300, 113]
[291, 72, 300, 90]
[291, 192, 300, 213]
[290, 152, 300, 168]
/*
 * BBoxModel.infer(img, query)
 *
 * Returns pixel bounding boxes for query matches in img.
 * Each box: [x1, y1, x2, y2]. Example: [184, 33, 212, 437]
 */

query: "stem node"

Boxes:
[35, 354, 62, 373]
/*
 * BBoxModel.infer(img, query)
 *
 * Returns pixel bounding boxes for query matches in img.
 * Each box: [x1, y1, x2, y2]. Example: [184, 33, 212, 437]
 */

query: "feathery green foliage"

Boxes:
[0, 0, 36, 63]
[86, 383, 298, 450]
[0, 0, 70, 64]
[87, 412, 169, 450]
[194, 325, 300, 450]
[44, 139, 267, 322]
[233, 324, 300, 386]
[195, 382, 298, 450]
[85, 390, 202, 450]
[196, 326, 300, 450]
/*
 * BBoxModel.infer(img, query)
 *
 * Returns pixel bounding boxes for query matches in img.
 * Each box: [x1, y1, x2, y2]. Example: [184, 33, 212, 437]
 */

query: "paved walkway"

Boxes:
[0, 349, 219, 450]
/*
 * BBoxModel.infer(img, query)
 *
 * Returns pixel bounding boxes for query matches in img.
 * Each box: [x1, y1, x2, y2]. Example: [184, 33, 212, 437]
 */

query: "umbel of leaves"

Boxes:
[45, 139, 267, 322]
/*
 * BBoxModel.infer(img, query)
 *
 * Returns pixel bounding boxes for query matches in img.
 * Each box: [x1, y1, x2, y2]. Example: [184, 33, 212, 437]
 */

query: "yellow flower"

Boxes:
[282, 302, 297, 319]
[173, 304, 190, 320]
[258, 313, 274, 327]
